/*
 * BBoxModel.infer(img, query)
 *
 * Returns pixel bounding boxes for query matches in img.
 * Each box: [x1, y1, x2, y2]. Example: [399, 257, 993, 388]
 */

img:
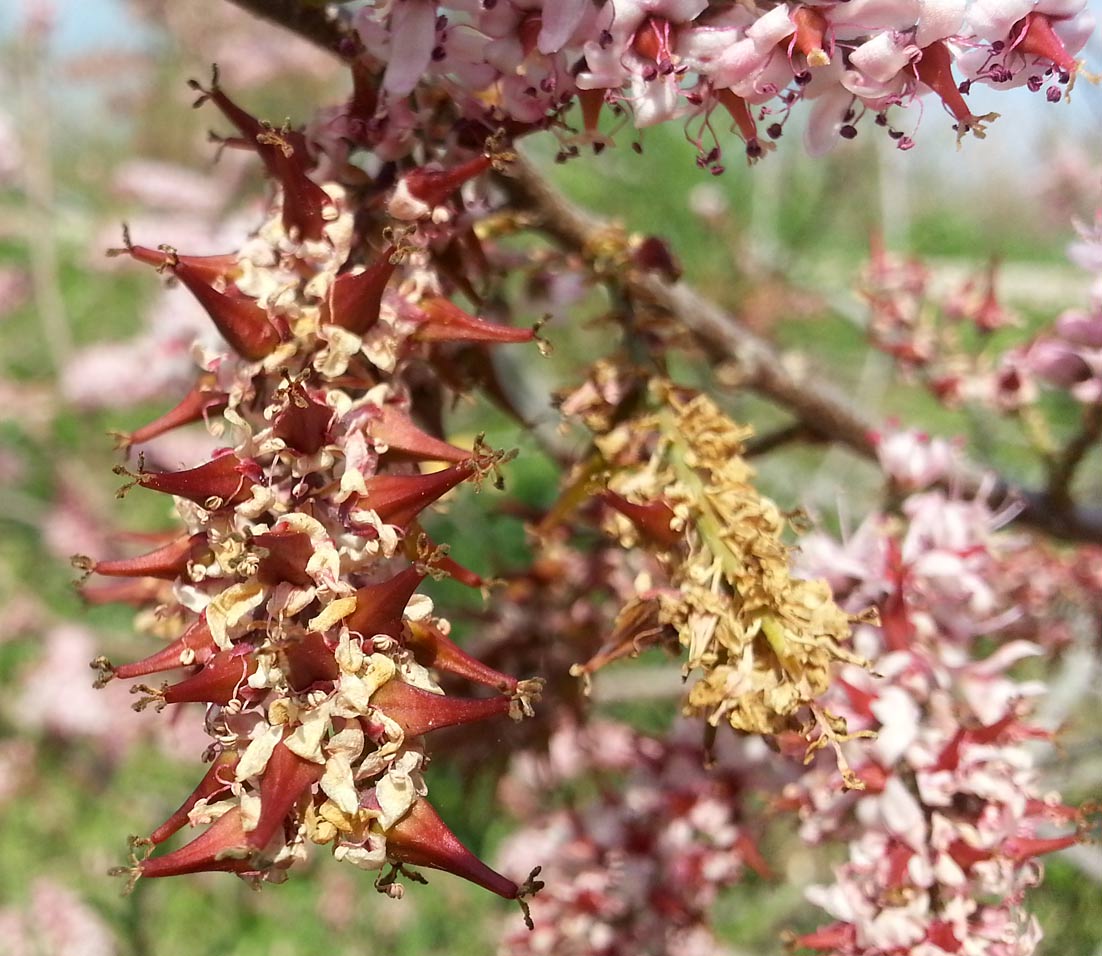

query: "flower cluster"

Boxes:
[496, 719, 772, 956]
[860, 227, 1102, 411]
[1015, 217, 1102, 405]
[347, 0, 1094, 164]
[785, 485, 1088, 954]
[82, 70, 544, 904]
[559, 373, 865, 764]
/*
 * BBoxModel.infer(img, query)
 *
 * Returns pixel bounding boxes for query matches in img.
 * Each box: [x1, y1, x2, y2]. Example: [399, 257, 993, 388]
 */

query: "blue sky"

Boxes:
[0, 0, 152, 55]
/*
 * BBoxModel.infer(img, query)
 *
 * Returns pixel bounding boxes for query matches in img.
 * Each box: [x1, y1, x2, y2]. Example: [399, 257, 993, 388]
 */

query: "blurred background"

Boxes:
[0, 2, 1100, 954]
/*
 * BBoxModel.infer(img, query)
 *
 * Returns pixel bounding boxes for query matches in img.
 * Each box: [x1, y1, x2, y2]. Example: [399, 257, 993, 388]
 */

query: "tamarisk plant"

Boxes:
[73, 0, 1102, 948]
[80, 69, 545, 911]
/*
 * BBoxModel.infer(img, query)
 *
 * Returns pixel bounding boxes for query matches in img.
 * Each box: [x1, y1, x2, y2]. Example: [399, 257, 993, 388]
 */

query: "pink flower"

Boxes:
[874, 429, 960, 491]
[0, 879, 118, 956]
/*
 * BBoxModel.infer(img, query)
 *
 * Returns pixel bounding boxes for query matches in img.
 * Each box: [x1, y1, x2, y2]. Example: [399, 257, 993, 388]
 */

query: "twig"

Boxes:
[1047, 401, 1102, 510]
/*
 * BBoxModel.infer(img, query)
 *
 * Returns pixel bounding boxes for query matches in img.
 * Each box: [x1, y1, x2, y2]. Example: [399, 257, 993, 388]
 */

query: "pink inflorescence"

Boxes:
[346, 0, 1093, 166]
[786, 482, 1089, 955]
[496, 720, 774, 956]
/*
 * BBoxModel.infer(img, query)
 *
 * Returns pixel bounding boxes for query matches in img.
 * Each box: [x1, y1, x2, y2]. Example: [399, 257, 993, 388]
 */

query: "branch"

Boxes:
[1046, 401, 1102, 511]
[499, 154, 1102, 545]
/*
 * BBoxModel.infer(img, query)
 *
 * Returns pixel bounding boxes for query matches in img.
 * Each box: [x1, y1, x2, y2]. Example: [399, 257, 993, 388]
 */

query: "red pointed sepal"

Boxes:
[87, 532, 208, 582]
[385, 798, 519, 899]
[136, 646, 259, 710]
[189, 68, 334, 241]
[1012, 12, 1078, 74]
[115, 376, 228, 449]
[405, 620, 517, 694]
[370, 679, 510, 737]
[577, 87, 607, 144]
[348, 461, 477, 529]
[247, 740, 325, 850]
[915, 41, 996, 136]
[137, 806, 255, 879]
[104, 614, 219, 685]
[106, 233, 240, 287]
[790, 6, 831, 66]
[283, 631, 340, 690]
[345, 566, 425, 639]
[149, 750, 240, 845]
[601, 491, 681, 548]
[327, 246, 398, 335]
[367, 405, 469, 464]
[387, 154, 492, 221]
[413, 297, 534, 345]
[253, 529, 315, 587]
[124, 453, 260, 510]
[109, 230, 280, 360]
[272, 384, 333, 456]
[716, 89, 773, 162]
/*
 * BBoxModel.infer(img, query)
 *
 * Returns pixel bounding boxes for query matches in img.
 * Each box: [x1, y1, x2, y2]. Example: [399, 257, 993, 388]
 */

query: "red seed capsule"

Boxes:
[345, 566, 426, 639]
[366, 405, 469, 464]
[90, 533, 208, 582]
[118, 377, 228, 449]
[327, 246, 398, 335]
[349, 462, 477, 529]
[130, 453, 259, 510]
[370, 679, 511, 737]
[385, 797, 519, 899]
[139, 806, 254, 879]
[160, 647, 259, 707]
[252, 529, 316, 587]
[405, 620, 517, 693]
[149, 750, 239, 845]
[111, 614, 219, 682]
[247, 740, 325, 850]
[414, 297, 534, 345]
